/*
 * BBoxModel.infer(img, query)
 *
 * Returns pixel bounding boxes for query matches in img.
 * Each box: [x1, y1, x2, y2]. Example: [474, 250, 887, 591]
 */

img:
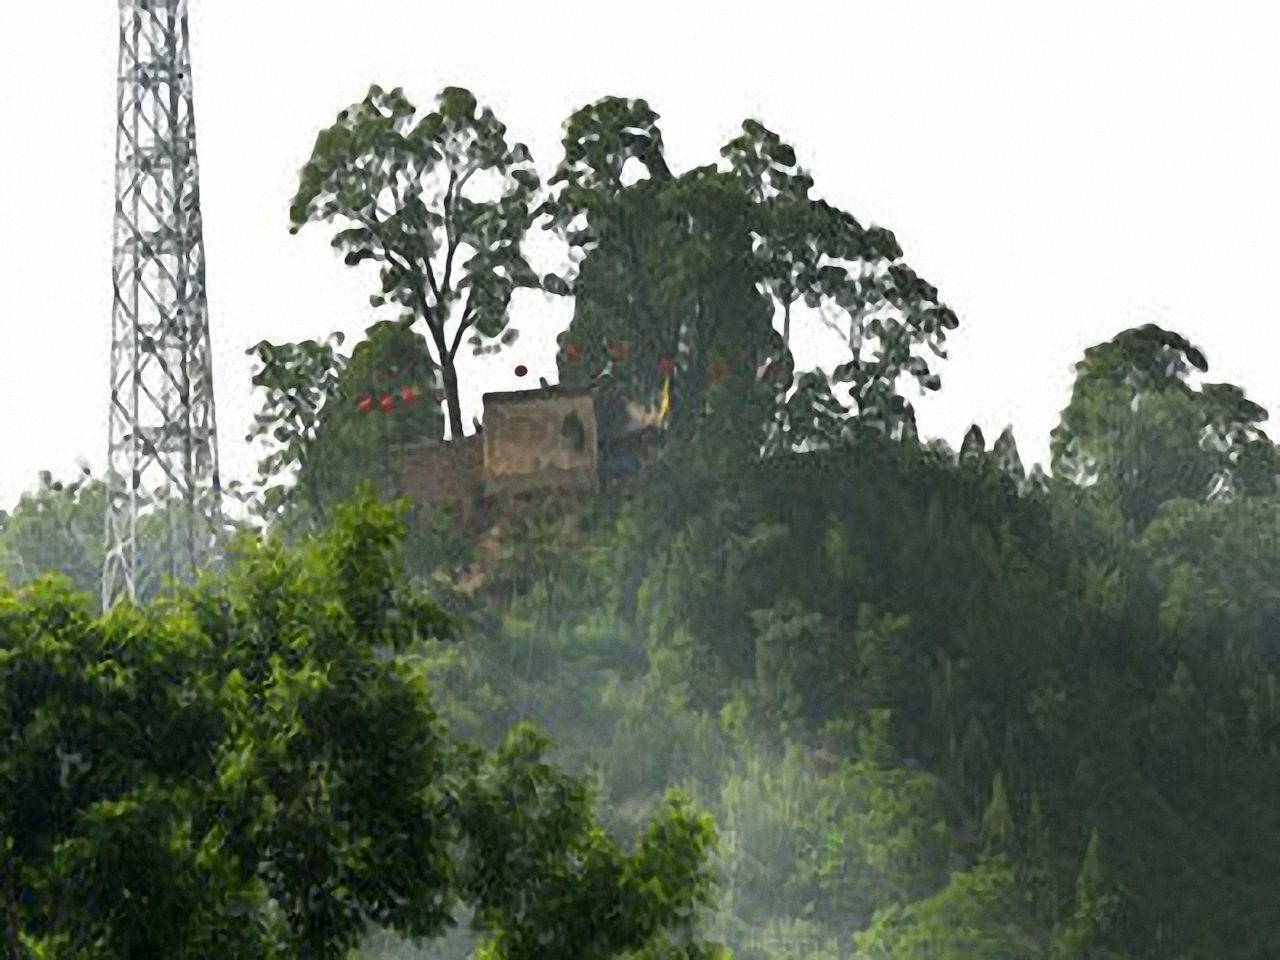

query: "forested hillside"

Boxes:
[341, 393, 1280, 959]
[3, 86, 1279, 959]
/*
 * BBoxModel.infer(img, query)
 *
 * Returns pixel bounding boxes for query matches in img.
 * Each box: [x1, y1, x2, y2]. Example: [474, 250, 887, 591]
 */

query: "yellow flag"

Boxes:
[658, 375, 671, 425]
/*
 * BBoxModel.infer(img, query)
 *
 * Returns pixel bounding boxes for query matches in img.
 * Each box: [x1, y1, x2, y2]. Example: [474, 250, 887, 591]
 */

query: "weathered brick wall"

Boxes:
[394, 433, 483, 510]
[392, 387, 608, 526]
[482, 392, 598, 497]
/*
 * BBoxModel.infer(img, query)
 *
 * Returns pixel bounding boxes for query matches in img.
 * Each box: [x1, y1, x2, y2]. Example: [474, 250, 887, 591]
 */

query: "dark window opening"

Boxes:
[562, 411, 586, 452]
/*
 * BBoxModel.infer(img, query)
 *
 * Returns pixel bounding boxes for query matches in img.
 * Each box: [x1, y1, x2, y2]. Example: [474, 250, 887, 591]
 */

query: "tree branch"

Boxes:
[407, 271, 445, 349]
[395, 174, 445, 309]
[422, 254, 444, 310]
[447, 286, 479, 362]
[456, 160, 480, 196]
[357, 199, 431, 317]
[441, 167, 459, 295]
[441, 161, 481, 297]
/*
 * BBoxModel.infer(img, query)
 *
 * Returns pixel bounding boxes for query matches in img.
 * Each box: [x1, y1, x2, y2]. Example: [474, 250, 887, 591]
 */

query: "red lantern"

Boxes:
[400, 385, 419, 404]
[358, 394, 374, 414]
[564, 343, 582, 364]
[380, 393, 394, 413]
[608, 343, 627, 362]
[514, 364, 528, 378]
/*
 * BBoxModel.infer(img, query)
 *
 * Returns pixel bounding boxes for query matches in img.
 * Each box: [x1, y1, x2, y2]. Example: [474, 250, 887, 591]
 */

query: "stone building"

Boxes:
[394, 432, 485, 520]
[480, 384, 599, 497]
[392, 382, 602, 522]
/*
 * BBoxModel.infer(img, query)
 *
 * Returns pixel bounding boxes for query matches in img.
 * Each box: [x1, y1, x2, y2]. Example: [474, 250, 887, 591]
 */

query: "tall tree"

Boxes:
[1051, 324, 1278, 530]
[245, 332, 349, 532]
[540, 97, 775, 441]
[290, 85, 545, 439]
[541, 100, 959, 454]
[722, 120, 959, 444]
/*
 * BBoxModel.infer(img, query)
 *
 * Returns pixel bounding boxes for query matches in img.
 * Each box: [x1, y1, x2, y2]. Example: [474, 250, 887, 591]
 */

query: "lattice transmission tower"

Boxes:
[104, 0, 223, 610]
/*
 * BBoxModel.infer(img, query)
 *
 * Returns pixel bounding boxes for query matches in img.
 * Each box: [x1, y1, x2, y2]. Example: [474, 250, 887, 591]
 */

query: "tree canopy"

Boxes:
[1051, 324, 1278, 529]
[0, 491, 725, 960]
[540, 98, 958, 452]
[289, 86, 546, 440]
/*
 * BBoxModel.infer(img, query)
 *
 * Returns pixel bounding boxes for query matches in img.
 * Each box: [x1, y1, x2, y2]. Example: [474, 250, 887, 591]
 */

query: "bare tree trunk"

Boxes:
[441, 357, 465, 441]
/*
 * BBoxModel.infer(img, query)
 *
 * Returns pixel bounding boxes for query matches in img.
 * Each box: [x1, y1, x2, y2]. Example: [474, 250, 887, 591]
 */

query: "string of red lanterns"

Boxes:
[357, 339, 736, 415]
[357, 383, 425, 414]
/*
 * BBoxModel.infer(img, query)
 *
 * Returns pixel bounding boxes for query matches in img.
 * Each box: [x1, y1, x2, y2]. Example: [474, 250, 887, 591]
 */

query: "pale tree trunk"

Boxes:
[441, 358, 464, 440]
[425, 314, 466, 441]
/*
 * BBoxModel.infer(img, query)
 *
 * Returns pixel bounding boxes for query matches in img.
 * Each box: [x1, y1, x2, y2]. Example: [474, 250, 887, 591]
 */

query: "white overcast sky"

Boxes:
[2, 1, 1279, 512]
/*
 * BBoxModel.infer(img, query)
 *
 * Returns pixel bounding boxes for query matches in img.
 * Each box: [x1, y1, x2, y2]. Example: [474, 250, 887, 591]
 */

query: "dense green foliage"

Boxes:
[245, 323, 444, 536]
[540, 98, 957, 451]
[373, 387, 1280, 958]
[0, 468, 105, 602]
[1050, 324, 1278, 530]
[0, 492, 724, 960]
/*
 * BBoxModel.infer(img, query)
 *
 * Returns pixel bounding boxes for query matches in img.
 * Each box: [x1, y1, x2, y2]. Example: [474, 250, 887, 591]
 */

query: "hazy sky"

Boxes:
[3, 1, 1279, 512]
